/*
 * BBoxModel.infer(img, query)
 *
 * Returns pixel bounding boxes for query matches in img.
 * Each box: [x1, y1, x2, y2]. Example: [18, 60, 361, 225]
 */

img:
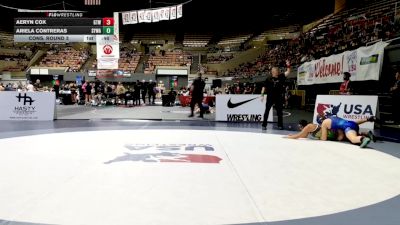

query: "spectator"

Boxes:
[26, 81, 34, 92]
[33, 79, 42, 91]
[339, 72, 352, 95]
[390, 70, 400, 125]
[116, 82, 126, 104]
[189, 73, 206, 118]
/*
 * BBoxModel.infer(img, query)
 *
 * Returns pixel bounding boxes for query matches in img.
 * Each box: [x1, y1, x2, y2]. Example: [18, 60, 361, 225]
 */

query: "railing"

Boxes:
[366, 39, 383, 46]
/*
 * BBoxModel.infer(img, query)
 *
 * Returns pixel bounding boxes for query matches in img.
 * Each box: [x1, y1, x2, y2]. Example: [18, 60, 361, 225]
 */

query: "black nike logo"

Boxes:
[227, 97, 258, 108]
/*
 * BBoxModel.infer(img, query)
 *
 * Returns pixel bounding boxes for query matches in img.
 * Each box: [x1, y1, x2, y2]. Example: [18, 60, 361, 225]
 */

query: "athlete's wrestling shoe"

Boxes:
[360, 137, 371, 148]
[367, 131, 377, 142]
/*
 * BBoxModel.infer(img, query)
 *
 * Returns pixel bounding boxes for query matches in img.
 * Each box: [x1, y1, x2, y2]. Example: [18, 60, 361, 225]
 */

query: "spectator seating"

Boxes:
[0, 48, 31, 72]
[224, 0, 399, 79]
[217, 34, 252, 46]
[131, 33, 176, 44]
[207, 53, 234, 64]
[0, 32, 13, 47]
[40, 47, 89, 72]
[144, 50, 192, 74]
[183, 33, 212, 47]
[253, 25, 301, 42]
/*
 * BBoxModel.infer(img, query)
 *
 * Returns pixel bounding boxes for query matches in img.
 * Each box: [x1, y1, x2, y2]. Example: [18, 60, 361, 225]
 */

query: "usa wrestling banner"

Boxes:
[313, 95, 378, 130]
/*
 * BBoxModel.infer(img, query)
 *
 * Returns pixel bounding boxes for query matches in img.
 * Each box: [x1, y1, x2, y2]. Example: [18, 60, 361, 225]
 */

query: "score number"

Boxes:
[103, 18, 114, 26]
[102, 26, 114, 34]
[102, 17, 114, 35]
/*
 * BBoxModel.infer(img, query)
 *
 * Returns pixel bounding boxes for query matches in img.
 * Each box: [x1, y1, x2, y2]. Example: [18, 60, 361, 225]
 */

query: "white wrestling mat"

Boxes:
[0, 130, 399, 225]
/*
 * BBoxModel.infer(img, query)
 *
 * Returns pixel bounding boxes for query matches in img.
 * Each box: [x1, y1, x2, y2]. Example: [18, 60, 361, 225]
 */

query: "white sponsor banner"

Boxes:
[313, 95, 378, 130]
[96, 35, 119, 59]
[177, 4, 183, 18]
[88, 70, 97, 77]
[170, 6, 177, 20]
[297, 41, 388, 85]
[97, 58, 119, 70]
[144, 10, 152, 22]
[216, 94, 273, 122]
[138, 10, 145, 23]
[0, 92, 55, 121]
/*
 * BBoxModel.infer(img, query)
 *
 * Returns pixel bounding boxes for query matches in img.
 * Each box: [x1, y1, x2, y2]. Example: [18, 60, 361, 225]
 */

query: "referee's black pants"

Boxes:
[190, 96, 204, 117]
[262, 96, 283, 128]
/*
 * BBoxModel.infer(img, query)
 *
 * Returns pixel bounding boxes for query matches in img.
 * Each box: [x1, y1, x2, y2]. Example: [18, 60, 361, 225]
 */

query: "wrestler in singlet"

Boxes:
[329, 116, 359, 133]
[309, 124, 337, 140]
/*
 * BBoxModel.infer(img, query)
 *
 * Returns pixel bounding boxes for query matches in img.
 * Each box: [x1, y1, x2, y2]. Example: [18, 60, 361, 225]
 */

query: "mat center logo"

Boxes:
[105, 144, 222, 164]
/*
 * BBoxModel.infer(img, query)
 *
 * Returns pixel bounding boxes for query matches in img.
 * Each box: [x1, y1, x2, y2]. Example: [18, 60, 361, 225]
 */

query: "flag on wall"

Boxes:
[85, 0, 101, 5]
[159, 8, 165, 21]
[144, 10, 152, 23]
[152, 10, 160, 22]
[177, 4, 183, 18]
[122, 11, 138, 25]
[170, 6, 177, 20]
[121, 4, 183, 25]
[138, 10, 145, 23]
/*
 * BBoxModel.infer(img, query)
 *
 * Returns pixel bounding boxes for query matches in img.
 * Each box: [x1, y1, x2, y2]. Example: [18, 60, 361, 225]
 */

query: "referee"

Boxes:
[260, 60, 291, 130]
[189, 73, 206, 118]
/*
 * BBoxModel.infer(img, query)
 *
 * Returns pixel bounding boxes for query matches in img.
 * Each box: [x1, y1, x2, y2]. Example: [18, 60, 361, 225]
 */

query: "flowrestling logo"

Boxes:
[105, 144, 222, 164]
[13, 93, 36, 116]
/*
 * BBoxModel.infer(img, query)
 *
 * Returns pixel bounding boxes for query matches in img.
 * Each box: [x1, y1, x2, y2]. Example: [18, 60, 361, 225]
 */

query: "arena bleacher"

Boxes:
[40, 47, 90, 72]
[223, 0, 399, 79]
[183, 33, 212, 47]
[144, 49, 192, 74]
[0, 47, 32, 72]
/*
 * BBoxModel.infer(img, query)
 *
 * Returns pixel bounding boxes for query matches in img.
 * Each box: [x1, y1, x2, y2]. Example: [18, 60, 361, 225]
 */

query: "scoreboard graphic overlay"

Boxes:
[14, 17, 115, 43]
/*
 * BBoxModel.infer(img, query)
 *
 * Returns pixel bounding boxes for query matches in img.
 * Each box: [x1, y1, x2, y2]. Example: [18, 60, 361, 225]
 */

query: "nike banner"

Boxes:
[216, 95, 273, 122]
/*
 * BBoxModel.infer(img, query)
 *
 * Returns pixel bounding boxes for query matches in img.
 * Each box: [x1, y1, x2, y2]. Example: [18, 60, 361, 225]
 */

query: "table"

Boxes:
[178, 95, 215, 107]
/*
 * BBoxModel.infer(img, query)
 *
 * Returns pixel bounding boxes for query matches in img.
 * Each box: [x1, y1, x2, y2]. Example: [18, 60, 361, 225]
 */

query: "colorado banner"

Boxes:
[297, 41, 388, 85]
[313, 95, 378, 130]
